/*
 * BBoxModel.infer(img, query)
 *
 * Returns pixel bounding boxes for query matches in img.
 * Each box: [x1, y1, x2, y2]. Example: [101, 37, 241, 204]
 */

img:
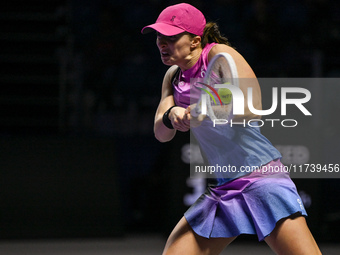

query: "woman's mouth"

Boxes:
[161, 51, 170, 57]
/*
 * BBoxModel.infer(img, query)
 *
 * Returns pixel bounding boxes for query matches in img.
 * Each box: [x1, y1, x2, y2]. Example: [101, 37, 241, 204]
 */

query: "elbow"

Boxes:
[154, 126, 176, 143]
[155, 135, 167, 143]
[154, 132, 173, 143]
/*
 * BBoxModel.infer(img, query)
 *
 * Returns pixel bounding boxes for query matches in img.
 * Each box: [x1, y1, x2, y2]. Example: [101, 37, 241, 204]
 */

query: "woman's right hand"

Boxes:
[168, 106, 191, 132]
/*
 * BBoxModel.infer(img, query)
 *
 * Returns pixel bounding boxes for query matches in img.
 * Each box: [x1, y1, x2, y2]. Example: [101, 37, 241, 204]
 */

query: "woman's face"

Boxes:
[156, 32, 193, 66]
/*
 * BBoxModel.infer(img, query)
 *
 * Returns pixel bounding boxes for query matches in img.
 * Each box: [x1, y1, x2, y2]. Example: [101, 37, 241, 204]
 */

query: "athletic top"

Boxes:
[172, 43, 282, 186]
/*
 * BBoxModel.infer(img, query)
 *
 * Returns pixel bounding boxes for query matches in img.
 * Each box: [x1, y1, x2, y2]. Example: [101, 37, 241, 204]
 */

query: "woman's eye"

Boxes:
[157, 33, 179, 41]
[168, 36, 178, 41]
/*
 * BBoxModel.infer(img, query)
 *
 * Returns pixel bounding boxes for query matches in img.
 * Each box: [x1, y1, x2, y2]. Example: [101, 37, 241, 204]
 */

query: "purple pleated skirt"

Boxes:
[184, 159, 307, 241]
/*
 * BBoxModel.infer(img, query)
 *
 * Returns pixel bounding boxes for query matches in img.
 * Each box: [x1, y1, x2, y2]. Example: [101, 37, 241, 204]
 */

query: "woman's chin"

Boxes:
[161, 57, 173, 65]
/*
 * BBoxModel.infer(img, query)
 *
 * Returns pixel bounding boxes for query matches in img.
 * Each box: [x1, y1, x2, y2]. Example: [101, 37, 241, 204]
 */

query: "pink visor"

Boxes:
[141, 3, 206, 36]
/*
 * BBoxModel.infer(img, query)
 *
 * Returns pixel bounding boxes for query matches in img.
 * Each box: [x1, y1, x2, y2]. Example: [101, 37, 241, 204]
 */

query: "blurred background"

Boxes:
[0, 0, 340, 251]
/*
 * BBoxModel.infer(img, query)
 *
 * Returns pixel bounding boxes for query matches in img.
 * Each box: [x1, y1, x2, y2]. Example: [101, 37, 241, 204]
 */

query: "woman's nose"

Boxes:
[157, 36, 167, 47]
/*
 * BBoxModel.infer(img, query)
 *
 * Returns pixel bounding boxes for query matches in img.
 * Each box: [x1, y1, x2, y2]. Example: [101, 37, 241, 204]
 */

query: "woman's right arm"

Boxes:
[154, 65, 179, 143]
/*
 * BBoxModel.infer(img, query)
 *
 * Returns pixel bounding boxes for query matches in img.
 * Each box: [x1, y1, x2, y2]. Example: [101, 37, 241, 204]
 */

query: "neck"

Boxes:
[179, 47, 203, 71]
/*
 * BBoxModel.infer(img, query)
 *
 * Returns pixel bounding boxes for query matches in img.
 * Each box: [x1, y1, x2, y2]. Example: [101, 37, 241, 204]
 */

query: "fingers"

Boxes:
[170, 107, 191, 132]
[185, 105, 191, 115]
[168, 106, 205, 132]
[173, 116, 190, 132]
[185, 104, 206, 128]
[197, 113, 206, 122]
[189, 113, 206, 128]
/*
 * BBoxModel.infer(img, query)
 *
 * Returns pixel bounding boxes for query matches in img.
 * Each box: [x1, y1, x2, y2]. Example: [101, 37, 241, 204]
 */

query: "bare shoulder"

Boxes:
[160, 65, 179, 99]
[208, 44, 244, 62]
[209, 44, 256, 78]
[163, 65, 180, 83]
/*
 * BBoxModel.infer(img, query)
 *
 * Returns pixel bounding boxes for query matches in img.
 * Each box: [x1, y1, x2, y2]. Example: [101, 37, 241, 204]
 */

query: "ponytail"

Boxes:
[201, 22, 231, 48]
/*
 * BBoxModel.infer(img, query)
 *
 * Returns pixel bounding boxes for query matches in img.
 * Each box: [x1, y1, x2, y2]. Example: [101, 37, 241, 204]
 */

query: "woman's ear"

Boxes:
[191, 36, 202, 49]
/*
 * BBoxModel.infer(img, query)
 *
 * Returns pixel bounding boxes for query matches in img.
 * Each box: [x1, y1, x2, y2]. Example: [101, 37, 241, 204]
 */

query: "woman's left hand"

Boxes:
[186, 105, 205, 128]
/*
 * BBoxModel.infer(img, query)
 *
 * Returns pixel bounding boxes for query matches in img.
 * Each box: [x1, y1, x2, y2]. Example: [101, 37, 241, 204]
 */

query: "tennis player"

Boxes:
[142, 3, 322, 255]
